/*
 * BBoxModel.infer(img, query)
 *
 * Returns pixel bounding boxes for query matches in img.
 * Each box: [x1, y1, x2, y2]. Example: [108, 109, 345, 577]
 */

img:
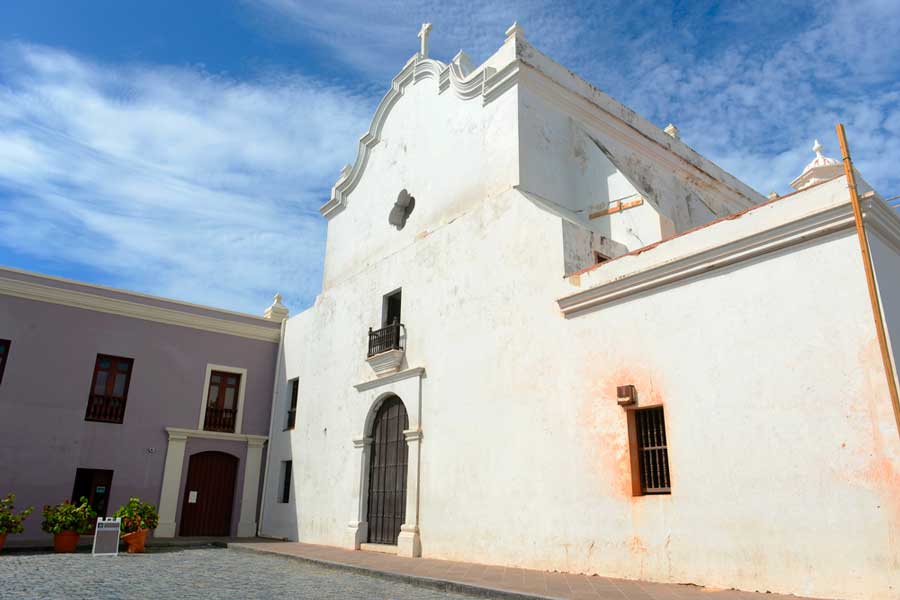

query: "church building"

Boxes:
[257, 23, 900, 600]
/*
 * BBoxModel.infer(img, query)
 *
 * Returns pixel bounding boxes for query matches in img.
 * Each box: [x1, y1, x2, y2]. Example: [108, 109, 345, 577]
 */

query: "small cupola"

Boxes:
[790, 139, 843, 191]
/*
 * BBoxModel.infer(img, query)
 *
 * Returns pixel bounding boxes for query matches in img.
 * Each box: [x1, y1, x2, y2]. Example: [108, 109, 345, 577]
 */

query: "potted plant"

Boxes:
[41, 497, 96, 553]
[113, 497, 159, 553]
[0, 494, 34, 552]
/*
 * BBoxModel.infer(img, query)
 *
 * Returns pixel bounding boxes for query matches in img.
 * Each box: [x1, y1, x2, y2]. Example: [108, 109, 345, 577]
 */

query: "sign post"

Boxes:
[92, 517, 121, 556]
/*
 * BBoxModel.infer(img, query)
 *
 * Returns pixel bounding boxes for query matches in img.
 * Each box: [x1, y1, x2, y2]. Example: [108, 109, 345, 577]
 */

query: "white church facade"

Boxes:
[257, 24, 900, 600]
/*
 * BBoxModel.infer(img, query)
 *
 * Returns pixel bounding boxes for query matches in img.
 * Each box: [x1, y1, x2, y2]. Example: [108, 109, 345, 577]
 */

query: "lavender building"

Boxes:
[0, 266, 286, 542]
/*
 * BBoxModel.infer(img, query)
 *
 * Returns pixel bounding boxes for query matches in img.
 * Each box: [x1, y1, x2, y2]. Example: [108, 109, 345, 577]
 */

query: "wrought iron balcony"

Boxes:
[204, 406, 237, 433]
[366, 320, 405, 376]
[367, 320, 404, 357]
[85, 394, 127, 423]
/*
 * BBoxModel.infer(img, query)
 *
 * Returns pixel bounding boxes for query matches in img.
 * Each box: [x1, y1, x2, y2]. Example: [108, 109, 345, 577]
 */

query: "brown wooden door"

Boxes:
[366, 396, 409, 545]
[179, 451, 238, 536]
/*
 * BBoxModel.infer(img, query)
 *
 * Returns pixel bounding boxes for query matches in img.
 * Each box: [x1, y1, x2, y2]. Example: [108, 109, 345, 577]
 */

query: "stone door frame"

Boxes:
[349, 367, 424, 557]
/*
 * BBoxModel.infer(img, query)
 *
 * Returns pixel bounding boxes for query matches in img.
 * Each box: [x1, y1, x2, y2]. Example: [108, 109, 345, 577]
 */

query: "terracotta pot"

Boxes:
[54, 531, 80, 553]
[0, 532, 6, 553]
[122, 528, 149, 553]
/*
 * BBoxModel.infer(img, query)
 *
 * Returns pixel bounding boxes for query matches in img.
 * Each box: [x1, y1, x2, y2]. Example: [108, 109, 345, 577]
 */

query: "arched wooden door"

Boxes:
[366, 396, 409, 545]
[179, 451, 238, 536]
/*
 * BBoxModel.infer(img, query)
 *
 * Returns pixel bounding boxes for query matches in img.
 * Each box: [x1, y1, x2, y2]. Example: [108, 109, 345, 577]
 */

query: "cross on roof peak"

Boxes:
[418, 23, 433, 58]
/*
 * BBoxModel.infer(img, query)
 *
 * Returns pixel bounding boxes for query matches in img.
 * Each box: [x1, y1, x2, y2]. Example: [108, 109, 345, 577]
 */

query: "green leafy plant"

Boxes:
[41, 498, 97, 535]
[0, 494, 34, 534]
[113, 497, 159, 534]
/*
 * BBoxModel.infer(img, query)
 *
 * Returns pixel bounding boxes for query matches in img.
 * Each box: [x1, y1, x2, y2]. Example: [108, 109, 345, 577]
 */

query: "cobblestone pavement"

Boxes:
[0, 547, 495, 600]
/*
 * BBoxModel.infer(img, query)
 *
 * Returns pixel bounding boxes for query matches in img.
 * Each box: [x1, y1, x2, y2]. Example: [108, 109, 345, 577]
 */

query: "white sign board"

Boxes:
[92, 517, 121, 556]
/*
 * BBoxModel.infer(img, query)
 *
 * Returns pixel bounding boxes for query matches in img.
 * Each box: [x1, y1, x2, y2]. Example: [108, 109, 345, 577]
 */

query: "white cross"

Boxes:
[418, 22, 432, 58]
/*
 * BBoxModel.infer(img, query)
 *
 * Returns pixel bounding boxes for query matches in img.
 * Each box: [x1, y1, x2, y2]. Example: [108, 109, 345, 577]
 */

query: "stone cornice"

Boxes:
[0, 271, 281, 342]
[354, 367, 425, 392]
[166, 427, 268, 444]
[557, 202, 859, 318]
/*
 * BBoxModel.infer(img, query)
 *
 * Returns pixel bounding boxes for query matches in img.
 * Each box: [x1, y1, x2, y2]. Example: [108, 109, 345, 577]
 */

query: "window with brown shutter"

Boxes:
[85, 354, 134, 424]
[628, 406, 671, 495]
[203, 370, 241, 433]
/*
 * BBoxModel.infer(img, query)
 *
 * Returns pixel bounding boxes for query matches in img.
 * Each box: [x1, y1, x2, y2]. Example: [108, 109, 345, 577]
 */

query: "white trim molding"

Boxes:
[156, 427, 268, 538]
[0, 268, 281, 342]
[558, 202, 858, 318]
[355, 367, 425, 392]
[197, 364, 249, 434]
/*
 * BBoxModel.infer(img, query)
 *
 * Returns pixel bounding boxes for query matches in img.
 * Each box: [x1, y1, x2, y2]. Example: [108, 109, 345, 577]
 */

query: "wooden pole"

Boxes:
[836, 123, 900, 439]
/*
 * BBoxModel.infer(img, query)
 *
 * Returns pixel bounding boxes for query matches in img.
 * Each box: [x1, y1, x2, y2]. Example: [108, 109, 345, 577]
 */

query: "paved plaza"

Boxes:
[230, 542, 829, 600]
[0, 547, 490, 600]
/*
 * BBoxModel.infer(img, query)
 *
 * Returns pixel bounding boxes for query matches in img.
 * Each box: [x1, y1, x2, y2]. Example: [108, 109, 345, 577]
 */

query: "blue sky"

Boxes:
[1, 1, 898, 314]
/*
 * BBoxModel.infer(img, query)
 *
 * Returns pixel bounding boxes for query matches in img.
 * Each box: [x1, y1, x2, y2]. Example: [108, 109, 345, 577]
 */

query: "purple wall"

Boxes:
[0, 293, 278, 542]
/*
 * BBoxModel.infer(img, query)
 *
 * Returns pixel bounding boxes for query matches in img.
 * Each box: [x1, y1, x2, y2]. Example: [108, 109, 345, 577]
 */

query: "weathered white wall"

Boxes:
[518, 86, 670, 254]
[870, 224, 900, 434]
[321, 72, 519, 291]
[260, 38, 900, 600]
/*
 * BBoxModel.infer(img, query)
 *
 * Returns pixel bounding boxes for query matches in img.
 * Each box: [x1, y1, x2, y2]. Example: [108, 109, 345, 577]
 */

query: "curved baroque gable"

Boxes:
[319, 53, 520, 219]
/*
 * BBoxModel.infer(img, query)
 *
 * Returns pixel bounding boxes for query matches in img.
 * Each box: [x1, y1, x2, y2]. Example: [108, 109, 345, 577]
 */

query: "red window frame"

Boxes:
[203, 370, 242, 432]
[85, 354, 135, 424]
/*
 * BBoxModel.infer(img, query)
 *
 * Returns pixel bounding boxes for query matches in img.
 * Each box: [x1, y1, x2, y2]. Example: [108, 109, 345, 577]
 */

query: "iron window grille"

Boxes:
[635, 406, 671, 494]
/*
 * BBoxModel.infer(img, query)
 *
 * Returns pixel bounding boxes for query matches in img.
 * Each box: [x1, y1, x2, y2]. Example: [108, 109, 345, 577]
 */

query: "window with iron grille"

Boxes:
[633, 406, 671, 494]
[279, 460, 292, 503]
[85, 354, 134, 424]
[285, 379, 298, 430]
[0, 339, 10, 385]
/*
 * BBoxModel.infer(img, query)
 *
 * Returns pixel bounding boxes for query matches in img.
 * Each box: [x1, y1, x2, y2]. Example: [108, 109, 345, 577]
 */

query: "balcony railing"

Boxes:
[204, 406, 237, 433]
[85, 394, 127, 423]
[367, 320, 404, 357]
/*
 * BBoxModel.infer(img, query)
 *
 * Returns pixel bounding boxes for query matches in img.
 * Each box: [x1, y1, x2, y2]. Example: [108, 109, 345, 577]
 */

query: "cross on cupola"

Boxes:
[418, 22, 432, 58]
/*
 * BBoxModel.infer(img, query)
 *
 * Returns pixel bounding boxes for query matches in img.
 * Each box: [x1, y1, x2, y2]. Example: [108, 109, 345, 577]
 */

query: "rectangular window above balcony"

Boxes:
[204, 370, 242, 433]
[85, 354, 134, 424]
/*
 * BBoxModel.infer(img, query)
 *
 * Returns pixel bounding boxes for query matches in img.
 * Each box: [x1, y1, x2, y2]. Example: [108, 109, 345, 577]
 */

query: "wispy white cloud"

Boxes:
[254, 0, 900, 197]
[0, 43, 371, 313]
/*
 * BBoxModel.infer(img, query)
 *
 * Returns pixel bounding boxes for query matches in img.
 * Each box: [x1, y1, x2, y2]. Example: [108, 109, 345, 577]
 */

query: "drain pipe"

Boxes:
[257, 316, 288, 537]
[836, 123, 900, 439]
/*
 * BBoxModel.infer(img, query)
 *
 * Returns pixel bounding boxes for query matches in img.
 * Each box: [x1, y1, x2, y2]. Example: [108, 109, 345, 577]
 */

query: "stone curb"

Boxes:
[227, 543, 562, 600]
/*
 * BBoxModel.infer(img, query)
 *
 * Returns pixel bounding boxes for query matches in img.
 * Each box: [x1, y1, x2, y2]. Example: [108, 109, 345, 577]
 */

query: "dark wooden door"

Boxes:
[366, 396, 409, 545]
[179, 451, 238, 536]
[71, 468, 113, 517]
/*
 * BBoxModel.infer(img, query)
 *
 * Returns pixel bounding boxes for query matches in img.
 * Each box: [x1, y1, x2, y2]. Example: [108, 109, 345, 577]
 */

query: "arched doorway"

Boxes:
[366, 395, 409, 545]
[179, 451, 238, 536]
